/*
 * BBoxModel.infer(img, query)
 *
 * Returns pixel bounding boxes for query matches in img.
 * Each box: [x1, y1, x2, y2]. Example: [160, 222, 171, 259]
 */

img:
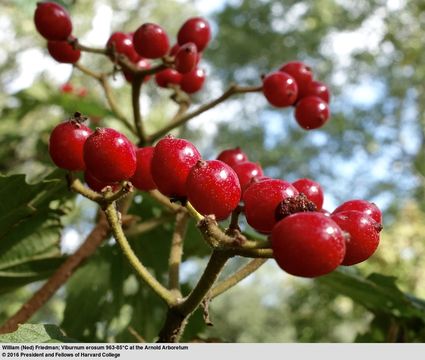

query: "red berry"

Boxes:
[175, 42, 198, 74]
[217, 147, 248, 168]
[332, 199, 382, 224]
[84, 171, 119, 193]
[177, 17, 211, 52]
[169, 43, 181, 56]
[124, 58, 151, 83]
[151, 136, 201, 198]
[34, 2, 72, 41]
[298, 80, 330, 103]
[262, 72, 298, 107]
[279, 61, 313, 94]
[107, 32, 139, 62]
[271, 212, 346, 277]
[331, 210, 381, 266]
[130, 147, 156, 191]
[232, 161, 264, 191]
[133, 23, 169, 59]
[47, 39, 81, 64]
[77, 87, 88, 97]
[155, 69, 182, 88]
[60, 83, 73, 93]
[243, 179, 298, 234]
[83, 128, 136, 183]
[186, 160, 241, 220]
[180, 68, 206, 94]
[292, 178, 324, 210]
[49, 121, 92, 171]
[294, 96, 330, 130]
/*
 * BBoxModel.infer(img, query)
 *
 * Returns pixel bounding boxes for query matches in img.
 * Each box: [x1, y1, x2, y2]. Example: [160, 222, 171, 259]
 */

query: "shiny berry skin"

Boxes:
[155, 69, 182, 88]
[47, 39, 81, 64]
[279, 61, 313, 94]
[107, 32, 139, 62]
[151, 136, 201, 198]
[331, 210, 381, 266]
[83, 128, 136, 183]
[186, 160, 241, 220]
[175, 42, 198, 74]
[180, 68, 206, 94]
[177, 17, 211, 52]
[34, 2, 72, 41]
[232, 161, 264, 191]
[243, 179, 298, 234]
[262, 72, 298, 107]
[84, 171, 119, 193]
[332, 199, 382, 225]
[130, 147, 156, 191]
[294, 96, 330, 130]
[217, 147, 248, 168]
[298, 80, 330, 103]
[133, 23, 169, 59]
[292, 178, 324, 210]
[124, 58, 151, 83]
[271, 212, 346, 277]
[49, 121, 92, 171]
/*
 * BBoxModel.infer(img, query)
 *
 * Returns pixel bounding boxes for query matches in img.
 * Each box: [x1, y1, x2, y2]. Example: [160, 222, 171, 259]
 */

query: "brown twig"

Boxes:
[168, 211, 189, 295]
[148, 84, 262, 142]
[210, 258, 268, 298]
[0, 214, 110, 334]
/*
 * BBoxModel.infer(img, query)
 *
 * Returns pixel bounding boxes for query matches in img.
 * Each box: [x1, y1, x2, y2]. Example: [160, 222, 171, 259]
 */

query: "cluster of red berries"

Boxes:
[262, 61, 331, 130]
[34, 2, 209, 94]
[48, 116, 382, 279]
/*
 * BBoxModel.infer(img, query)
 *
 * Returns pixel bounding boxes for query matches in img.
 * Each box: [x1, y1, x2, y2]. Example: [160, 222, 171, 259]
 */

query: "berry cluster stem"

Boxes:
[149, 83, 263, 142]
[168, 210, 189, 295]
[131, 75, 147, 145]
[103, 202, 177, 306]
[157, 250, 230, 342]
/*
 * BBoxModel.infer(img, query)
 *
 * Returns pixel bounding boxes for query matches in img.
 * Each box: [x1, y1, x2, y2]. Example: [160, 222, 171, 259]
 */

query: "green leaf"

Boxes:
[0, 324, 77, 343]
[317, 268, 425, 320]
[0, 173, 71, 293]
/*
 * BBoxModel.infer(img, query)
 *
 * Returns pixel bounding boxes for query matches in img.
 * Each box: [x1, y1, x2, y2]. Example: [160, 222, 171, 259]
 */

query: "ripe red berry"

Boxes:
[60, 83, 73, 94]
[180, 68, 206, 94]
[155, 69, 182, 88]
[34, 2, 72, 41]
[294, 96, 330, 130]
[107, 32, 139, 62]
[124, 58, 151, 83]
[47, 39, 81, 64]
[271, 212, 346, 277]
[130, 147, 156, 191]
[83, 128, 136, 183]
[133, 23, 169, 59]
[217, 147, 248, 168]
[186, 160, 241, 220]
[243, 179, 298, 234]
[232, 161, 264, 191]
[177, 17, 211, 52]
[84, 171, 119, 193]
[279, 61, 313, 94]
[292, 178, 324, 210]
[298, 80, 330, 103]
[332, 199, 382, 225]
[175, 42, 198, 74]
[262, 72, 298, 107]
[331, 210, 381, 266]
[151, 136, 201, 198]
[49, 121, 92, 171]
